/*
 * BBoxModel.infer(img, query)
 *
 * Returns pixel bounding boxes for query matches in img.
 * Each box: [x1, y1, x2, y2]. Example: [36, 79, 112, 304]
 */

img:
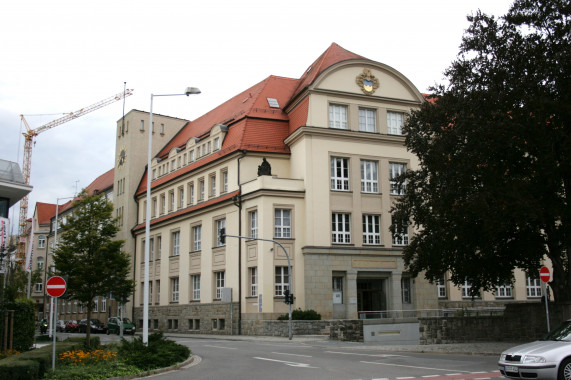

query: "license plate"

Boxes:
[505, 365, 519, 373]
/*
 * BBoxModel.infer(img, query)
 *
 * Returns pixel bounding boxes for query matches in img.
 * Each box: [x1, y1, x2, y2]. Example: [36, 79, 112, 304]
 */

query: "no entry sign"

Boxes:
[46, 276, 67, 298]
[540, 266, 550, 283]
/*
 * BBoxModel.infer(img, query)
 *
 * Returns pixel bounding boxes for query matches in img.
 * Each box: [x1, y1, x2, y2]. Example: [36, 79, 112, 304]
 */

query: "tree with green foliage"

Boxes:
[392, 0, 570, 302]
[53, 190, 134, 344]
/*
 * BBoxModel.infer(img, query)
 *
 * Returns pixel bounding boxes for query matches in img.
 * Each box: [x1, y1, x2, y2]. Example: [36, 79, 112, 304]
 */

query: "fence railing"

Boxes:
[358, 307, 505, 320]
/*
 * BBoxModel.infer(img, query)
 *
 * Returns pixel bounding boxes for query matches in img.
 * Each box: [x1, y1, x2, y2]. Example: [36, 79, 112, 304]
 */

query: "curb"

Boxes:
[106, 354, 198, 380]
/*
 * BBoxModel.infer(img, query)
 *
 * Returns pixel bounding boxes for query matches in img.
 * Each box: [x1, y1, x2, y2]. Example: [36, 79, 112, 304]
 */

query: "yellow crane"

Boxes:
[17, 89, 133, 260]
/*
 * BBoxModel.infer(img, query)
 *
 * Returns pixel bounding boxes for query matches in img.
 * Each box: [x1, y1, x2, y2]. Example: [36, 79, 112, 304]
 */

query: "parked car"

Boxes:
[78, 319, 107, 334]
[56, 320, 66, 332]
[498, 318, 571, 380]
[107, 317, 136, 335]
[64, 320, 79, 333]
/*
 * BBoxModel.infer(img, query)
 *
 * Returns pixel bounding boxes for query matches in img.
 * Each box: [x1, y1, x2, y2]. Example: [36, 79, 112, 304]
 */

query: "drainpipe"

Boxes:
[233, 150, 247, 335]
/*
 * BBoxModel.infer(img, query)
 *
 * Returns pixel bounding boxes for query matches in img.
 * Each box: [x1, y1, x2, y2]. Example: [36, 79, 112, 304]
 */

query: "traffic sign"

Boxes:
[46, 276, 67, 297]
[540, 266, 550, 283]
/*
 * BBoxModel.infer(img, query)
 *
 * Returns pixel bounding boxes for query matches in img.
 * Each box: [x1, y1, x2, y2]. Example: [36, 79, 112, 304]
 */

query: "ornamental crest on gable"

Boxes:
[355, 69, 379, 95]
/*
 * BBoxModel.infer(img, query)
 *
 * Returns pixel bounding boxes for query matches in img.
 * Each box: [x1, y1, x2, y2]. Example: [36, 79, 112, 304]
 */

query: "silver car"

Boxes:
[498, 319, 571, 379]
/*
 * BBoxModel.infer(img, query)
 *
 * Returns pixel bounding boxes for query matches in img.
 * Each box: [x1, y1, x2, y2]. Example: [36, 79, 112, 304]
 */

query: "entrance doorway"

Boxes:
[357, 277, 386, 318]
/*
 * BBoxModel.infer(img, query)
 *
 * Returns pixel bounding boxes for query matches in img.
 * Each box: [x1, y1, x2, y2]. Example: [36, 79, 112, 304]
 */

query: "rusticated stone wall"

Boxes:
[419, 302, 571, 344]
[329, 320, 364, 342]
[241, 320, 330, 337]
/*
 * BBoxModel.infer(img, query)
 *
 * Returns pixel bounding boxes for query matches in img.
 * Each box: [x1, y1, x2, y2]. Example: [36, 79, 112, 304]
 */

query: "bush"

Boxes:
[0, 298, 36, 351]
[118, 332, 190, 370]
[277, 308, 321, 320]
[43, 361, 141, 380]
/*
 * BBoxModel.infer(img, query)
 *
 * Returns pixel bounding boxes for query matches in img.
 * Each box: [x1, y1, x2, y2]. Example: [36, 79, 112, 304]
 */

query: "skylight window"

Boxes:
[267, 98, 280, 108]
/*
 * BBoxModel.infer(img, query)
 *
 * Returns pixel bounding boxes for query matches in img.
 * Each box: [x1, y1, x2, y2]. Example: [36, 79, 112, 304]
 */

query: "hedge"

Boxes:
[0, 298, 36, 351]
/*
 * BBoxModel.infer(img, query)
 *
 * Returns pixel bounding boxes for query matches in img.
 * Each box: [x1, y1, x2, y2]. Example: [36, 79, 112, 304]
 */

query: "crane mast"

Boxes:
[17, 89, 133, 260]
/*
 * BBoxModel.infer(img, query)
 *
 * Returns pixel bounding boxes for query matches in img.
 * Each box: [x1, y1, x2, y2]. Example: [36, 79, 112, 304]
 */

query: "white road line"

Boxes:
[422, 376, 440, 378]
[253, 356, 318, 368]
[271, 352, 313, 358]
[203, 345, 237, 350]
[325, 351, 407, 358]
[396, 377, 415, 379]
[446, 374, 463, 376]
[361, 360, 473, 373]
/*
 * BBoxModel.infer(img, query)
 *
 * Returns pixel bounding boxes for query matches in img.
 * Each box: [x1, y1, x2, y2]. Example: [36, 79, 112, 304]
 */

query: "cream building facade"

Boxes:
[120, 43, 440, 333]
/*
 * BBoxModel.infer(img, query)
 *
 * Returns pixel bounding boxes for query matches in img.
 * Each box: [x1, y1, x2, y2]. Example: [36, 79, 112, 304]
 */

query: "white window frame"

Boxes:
[496, 282, 513, 298]
[329, 104, 348, 129]
[250, 210, 258, 239]
[389, 162, 407, 195]
[215, 271, 225, 299]
[461, 280, 478, 298]
[387, 111, 404, 135]
[401, 277, 412, 304]
[331, 157, 349, 191]
[436, 276, 447, 298]
[274, 266, 290, 296]
[38, 235, 46, 248]
[250, 267, 258, 297]
[274, 209, 291, 238]
[359, 108, 376, 132]
[102, 297, 107, 312]
[192, 274, 200, 301]
[222, 171, 228, 193]
[392, 219, 409, 246]
[172, 231, 180, 256]
[361, 160, 379, 193]
[178, 187, 184, 209]
[332, 213, 351, 244]
[210, 174, 216, 197]
[171, 277, 179, 302]
[193, 225, 202, 251]
[526, 277, 542, 297]
[362, 214, 380, 245]
[216, 219, 226, 247]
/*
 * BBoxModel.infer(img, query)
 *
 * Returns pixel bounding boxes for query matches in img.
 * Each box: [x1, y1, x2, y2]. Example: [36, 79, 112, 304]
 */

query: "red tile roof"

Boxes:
[36, 202, 57, 225]
[84, 168, 114, 196]
[136, 43, 376, 196]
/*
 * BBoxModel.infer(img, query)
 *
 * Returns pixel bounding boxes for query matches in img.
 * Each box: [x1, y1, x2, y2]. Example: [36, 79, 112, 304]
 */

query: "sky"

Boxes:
[1, 0, 514, 233]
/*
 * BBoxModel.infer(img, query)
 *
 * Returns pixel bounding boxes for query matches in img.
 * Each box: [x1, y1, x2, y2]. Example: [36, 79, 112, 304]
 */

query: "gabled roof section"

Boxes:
[85, 168, 114, 196]
[36, 202, 57, 226]
[292, 42, 364, 98]
[155, 76, 299, 160]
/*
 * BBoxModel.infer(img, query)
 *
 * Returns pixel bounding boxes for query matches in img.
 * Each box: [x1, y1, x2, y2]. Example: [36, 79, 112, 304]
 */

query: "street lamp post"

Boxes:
[143, 87, 200, 345]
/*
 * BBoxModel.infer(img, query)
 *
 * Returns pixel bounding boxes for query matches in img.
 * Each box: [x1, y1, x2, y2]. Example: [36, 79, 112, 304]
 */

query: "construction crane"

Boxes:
[17, 89, 134, 260]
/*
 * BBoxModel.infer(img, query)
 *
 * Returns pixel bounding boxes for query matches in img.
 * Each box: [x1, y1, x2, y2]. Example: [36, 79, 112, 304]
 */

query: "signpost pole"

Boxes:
[540, 266, 551, 332]
[52, 297, 57, 371]
[45, 276, 67, 372]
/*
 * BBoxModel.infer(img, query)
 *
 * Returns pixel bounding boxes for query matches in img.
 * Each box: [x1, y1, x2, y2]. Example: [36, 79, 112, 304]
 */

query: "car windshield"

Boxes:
[122, 318, 131, 324]
[542, 320, 571, 341]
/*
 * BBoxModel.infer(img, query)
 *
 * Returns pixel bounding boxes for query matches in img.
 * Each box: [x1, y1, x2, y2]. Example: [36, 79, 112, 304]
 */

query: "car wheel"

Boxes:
[560, 358, 571, 380]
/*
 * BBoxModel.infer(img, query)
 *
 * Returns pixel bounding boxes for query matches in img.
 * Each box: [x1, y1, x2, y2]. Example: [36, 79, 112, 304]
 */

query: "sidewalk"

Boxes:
[162, 333, 515, 356]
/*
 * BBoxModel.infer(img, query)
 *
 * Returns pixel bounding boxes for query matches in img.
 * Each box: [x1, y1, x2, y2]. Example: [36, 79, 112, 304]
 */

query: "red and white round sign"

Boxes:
[46, 276, 67, 298]
[539, 266, 550, 283]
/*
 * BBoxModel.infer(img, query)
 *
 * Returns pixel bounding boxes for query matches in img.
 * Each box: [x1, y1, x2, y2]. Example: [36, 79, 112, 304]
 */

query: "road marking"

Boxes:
[361, 361, 473, 373]
[325, 350, 407, 358]
[203, 345, 237, 350]
[253, 356, 318, 368]
[422, 376, 440, 378]
[271, 352, 312, 358]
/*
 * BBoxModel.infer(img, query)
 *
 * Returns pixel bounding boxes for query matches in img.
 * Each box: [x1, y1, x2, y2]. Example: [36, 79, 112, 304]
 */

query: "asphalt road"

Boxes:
[160, 336, 502, 380]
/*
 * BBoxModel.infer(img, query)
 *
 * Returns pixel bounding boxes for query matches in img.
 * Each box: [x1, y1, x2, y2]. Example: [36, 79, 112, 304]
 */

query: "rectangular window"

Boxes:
[215, 272, 225, 299]
[171, 277, 179, 302]
[387, 111, 404, 135]
[526, 277, 542, 297]
[216, 219, 226, 247]
[192, 225, 202, 251]
[38, 236, 46, 248]
[331, 157, 350, 191]
[148, 281, 153, 304]
[222, 171, 228, 193]
[329, 104, 348, 129]
[332, 213, 351, 244]
[274, 209, 291, 238]
[35, 282, 43, 292]
[199, 179, 205, 201]
[361, 160, 378, 193]
[172, 231, 180, 256]
[191, 274, 200, 301]
[140, 120, 144, 131]
[102, 297, 107, 312]
[189, 183, 194, 205]
[210, 174, 216, 197]
[462, 280, 478, 298]
[214, 137, 220, 150]
[160, 194, 166, 214]
[169, 191, 175, 212]
[249, 267, 258, 296]
[274, 266, 290, 296]
[496, 282, 513, 298]
[401, 277, 411, 304]
[178, 187, 184, 209]
[189, 150, 194, 161]
[155, 280, 160, 304]
[150, 238, 154, 260]
[152, 197, 157, 218]
[250, 210, 258, 239]
[389, 163, 407, 195]
[392, 219, 409, 246]
[359, 108, 376, 132]
[362, 215, 381, 245]
[436, 275, 447, 298]
[94, 297, 99, 312]
[157, 236, 162, 259]
[332, 276, 343, 304]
